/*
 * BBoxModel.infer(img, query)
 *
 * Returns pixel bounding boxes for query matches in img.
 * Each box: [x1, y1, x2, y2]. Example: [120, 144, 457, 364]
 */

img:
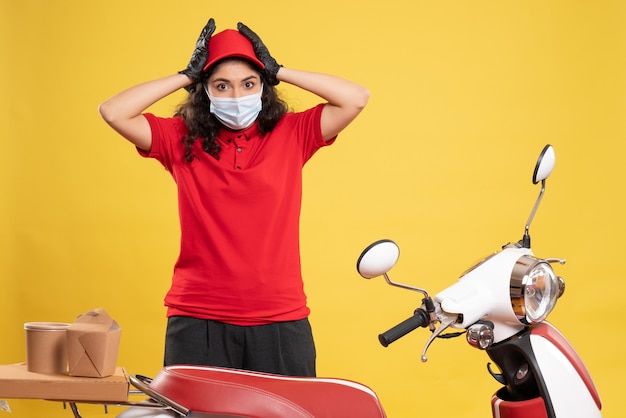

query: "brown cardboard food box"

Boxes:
[67, 308, 121, 378]
[0, 363, 129, 402]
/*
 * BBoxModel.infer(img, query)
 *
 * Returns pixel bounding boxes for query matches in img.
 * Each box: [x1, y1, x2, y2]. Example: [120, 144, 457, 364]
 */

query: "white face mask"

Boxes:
[204, 85, 263, 131]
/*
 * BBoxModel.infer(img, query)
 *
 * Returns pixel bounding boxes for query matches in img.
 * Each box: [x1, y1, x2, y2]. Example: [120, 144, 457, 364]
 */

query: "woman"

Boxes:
[99, 19, 369, 377]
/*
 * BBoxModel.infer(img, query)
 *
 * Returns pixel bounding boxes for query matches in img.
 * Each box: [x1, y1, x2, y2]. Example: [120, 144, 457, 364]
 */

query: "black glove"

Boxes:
[237, 22, 281, 86]
[179, 18, 216, 92]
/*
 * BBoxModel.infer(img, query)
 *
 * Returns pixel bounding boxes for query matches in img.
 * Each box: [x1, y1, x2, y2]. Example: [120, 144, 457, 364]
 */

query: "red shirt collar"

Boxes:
[216, 122, 260, 146]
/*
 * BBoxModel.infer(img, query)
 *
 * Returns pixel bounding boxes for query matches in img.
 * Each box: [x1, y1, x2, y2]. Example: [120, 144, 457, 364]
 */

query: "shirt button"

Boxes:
[237, 147, 242, 152]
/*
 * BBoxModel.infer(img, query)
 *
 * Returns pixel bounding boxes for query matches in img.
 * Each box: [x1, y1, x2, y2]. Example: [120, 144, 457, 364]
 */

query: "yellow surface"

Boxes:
[1, 1, 624, 417]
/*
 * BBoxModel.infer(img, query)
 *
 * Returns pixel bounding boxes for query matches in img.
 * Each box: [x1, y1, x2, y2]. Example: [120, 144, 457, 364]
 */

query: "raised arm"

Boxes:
[98, 74, 191, 151]
[277, 68, 370, 141]
[237, 23, 369, 141]
[98, 19, 216, 151]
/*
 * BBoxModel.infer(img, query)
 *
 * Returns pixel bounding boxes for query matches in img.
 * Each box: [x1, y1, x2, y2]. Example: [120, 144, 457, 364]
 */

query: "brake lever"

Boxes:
[421, 313, 458, 362]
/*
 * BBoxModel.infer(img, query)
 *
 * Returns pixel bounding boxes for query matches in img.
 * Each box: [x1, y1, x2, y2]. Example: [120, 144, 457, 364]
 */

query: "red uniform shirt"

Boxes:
[140, 104, 333, 325]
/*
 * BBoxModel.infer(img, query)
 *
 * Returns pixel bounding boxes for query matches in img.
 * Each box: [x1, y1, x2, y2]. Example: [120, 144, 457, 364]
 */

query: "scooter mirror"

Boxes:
[533, 144, 555, 184]
[356, 239, 400, 279]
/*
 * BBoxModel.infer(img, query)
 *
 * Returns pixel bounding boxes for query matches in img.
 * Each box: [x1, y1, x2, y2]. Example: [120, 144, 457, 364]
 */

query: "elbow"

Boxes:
[98, 100, 115, 124]
[355, 86, 370, 111]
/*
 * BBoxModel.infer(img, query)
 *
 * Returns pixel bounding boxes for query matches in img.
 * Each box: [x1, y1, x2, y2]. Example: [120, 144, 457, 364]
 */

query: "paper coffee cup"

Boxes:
[24, 322, 71, 374]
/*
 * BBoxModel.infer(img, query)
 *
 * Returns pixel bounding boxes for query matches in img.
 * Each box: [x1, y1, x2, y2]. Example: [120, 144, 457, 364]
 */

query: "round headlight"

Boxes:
[510, 256, 560, 324]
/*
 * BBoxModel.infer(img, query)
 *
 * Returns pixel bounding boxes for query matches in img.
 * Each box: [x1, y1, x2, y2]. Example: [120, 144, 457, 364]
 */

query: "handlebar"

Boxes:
[378, 308, 430, 347]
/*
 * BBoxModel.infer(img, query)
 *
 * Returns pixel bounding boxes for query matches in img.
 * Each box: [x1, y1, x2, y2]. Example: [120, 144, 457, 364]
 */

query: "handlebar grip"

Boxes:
[378, 309, 430, 347]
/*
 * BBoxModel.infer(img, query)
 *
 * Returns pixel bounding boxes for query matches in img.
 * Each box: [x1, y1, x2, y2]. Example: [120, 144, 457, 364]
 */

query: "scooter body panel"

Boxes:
[491, 395, 548, 418]
[487, 322, 601, 418]
[435, 247, 529, 342]
[530, 323, 602, 417]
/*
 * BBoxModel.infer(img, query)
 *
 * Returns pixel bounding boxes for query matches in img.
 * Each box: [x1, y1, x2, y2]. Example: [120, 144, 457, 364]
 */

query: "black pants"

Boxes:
[164, 316, 316, 377]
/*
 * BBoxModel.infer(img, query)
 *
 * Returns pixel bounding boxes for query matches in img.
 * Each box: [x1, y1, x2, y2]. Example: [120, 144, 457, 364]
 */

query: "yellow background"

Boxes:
[1, 1, 624, 417]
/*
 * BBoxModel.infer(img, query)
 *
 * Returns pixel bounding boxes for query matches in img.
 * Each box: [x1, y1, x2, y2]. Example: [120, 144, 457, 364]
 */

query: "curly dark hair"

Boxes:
[174, 57, 289, 162]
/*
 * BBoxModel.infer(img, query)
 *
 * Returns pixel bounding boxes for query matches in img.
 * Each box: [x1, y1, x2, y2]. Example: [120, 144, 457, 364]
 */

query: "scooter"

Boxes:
[66, 144, 600, 418]
[355, 144, 602, 417]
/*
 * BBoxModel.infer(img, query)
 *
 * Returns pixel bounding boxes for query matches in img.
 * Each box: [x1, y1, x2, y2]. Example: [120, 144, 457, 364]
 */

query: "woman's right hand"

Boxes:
[99, 18, 217, 151]
[179, 18, 216, 91]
